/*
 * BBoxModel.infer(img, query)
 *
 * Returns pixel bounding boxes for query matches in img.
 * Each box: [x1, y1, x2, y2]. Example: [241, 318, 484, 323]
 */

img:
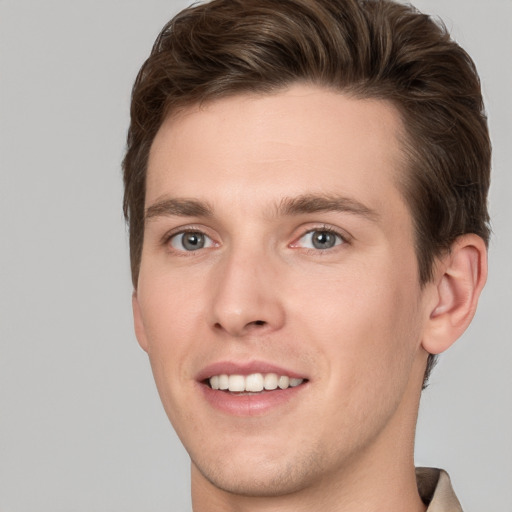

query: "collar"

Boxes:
[416, 467, 463, 512]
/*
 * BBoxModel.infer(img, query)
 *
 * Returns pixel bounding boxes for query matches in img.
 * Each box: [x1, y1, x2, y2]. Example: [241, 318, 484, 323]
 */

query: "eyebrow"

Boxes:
[277, 193, 379, 221]
[145, 198, 214, 222]
[144, 193, 379, 223]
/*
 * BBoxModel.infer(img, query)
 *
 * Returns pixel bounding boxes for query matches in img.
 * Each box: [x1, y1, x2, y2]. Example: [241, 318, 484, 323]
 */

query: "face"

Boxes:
[134, 84, 432, 498]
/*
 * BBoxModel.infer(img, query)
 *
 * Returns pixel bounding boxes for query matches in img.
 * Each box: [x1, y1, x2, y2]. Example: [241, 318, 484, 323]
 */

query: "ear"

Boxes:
[132, 291, 149, 353]
[421, 234, 487, 355]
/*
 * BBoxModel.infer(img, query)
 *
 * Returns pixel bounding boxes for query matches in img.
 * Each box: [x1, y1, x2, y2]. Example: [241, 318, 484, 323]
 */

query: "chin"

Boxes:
[191, 440, 328, 497]
[193, 455, 316, 498]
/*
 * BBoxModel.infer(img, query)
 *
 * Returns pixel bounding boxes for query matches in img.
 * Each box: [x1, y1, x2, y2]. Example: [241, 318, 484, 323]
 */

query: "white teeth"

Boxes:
[228, 375, 245, 392]
[208, 372, 304, 392]
[245, 373, 264, 392]
[210, 375, 220, 390]
[219, 374, 229, 390]
[278, 375, 289, 389]
[289, 378, 303, 387]
[263, 373, 278, 390]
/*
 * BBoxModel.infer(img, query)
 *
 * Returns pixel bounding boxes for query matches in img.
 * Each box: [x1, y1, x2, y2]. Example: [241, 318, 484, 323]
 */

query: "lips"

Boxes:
[197, 361, 308, 416]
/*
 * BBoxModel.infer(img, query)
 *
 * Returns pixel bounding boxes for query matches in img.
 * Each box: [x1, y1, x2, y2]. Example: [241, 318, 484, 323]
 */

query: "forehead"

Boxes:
[146, 84, 409, 220]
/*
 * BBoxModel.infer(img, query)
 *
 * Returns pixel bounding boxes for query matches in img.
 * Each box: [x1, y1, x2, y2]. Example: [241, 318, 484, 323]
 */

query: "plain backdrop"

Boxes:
[1, 0, 510, 510]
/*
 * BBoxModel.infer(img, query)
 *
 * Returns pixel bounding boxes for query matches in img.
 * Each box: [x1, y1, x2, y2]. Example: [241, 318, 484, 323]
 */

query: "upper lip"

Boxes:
[196, 360, 308, 382]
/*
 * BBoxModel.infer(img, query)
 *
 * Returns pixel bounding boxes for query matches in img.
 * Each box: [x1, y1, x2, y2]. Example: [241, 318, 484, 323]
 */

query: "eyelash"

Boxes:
[162, 225, 349, 254]
[291, 225, 348, 252]
[162, 227, 217, 254]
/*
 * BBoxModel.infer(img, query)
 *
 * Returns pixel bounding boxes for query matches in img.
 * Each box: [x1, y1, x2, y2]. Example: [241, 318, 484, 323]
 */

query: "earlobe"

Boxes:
[422, 234, 487, 355]
[132, 291, 149, 353]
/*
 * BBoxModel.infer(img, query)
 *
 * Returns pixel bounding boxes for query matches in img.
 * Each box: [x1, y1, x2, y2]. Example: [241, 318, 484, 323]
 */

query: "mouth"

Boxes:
[197, 362, 309, 415]
[205, 373, 306, 393]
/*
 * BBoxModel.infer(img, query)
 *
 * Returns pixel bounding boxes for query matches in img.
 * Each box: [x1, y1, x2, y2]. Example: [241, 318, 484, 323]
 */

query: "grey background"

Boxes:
[0, 0, 510, 510]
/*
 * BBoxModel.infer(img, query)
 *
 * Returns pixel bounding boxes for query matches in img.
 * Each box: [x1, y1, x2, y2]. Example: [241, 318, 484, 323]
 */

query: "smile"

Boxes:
[209, 373, 305, 392]
[197, 361, 309, 415]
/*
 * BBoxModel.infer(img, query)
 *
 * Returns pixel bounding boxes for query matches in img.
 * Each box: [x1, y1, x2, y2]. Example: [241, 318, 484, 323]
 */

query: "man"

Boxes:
[122, 0, 490, 510]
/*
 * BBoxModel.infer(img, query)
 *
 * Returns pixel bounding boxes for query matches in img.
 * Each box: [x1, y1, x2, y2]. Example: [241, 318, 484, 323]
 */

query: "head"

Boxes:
[123, 0, 490, 505]
[123, 0, 491, 388]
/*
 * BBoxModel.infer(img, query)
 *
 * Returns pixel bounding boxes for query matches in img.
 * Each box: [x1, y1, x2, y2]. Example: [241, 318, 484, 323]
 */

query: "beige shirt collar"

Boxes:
[416, 467, 463, 512]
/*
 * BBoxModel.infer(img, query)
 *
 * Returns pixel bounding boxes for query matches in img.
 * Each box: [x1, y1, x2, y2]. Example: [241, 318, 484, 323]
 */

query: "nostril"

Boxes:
[212, 318, 270, 335]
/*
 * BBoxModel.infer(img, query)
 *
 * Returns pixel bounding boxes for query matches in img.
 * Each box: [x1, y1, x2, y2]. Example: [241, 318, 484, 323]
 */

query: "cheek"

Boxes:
[292, 257, 422, 381]
[136, 276, 203, 430]
[139, 266, 205, 333]
[136, 271, 205, 386]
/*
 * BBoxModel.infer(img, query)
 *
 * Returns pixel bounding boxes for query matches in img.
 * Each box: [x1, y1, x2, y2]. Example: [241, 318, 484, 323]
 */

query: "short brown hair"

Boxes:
[123, 0, 491, 384]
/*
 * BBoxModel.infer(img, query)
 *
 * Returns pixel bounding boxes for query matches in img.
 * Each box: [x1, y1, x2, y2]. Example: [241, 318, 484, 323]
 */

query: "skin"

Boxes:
[132, 84, 487, 511]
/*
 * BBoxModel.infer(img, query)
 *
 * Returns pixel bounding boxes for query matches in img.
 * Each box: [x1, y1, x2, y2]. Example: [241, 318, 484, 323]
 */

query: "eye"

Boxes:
[169, 231, 215, 252]
[296, 229, 345, 250]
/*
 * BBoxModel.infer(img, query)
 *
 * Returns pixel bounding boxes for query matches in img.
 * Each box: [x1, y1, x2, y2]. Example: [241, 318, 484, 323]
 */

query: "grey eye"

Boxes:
[170, 231, 213, 251]
[298, 230, 343, 250]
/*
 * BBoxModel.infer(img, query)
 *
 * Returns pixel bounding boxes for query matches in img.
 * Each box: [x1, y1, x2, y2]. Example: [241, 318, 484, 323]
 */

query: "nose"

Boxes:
[208, 246, 286, 338]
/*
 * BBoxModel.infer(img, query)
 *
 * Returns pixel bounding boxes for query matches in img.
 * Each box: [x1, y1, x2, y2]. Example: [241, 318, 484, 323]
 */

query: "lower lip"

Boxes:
[199, 383, 306, 416]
